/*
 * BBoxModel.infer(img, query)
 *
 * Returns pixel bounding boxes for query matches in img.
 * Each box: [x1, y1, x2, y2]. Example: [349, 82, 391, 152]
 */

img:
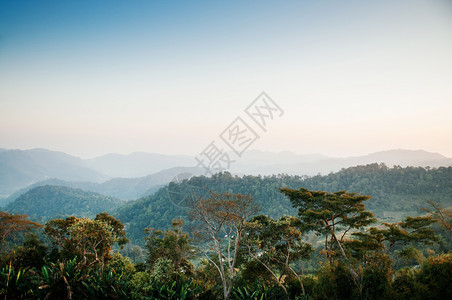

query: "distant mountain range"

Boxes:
[0, 166, 205, 207]
[0, 148, 109, 197]
[83, 152, 195, 177]
[236, 149, 452, 175]
[0, 147, 450, 201]
[3, 163, 451, 243]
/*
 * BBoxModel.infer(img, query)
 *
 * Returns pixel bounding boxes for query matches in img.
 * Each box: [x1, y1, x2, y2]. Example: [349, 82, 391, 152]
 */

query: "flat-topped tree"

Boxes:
[280, 188, 376, 280]
[346, 215, 439, 258]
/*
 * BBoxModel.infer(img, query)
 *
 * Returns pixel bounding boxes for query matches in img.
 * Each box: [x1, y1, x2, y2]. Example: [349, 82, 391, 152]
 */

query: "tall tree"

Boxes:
[145, 219, 195, 276]
[189, 192, 259, 300]
[421, 200, 452, 237]
[244, 215, 313, 297]
[280, 188, 376, 281]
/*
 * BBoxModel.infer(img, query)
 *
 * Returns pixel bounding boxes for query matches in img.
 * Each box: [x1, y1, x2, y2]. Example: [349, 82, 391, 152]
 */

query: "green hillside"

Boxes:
[116, 164, 452, 243]
[5, 185, 124, 221]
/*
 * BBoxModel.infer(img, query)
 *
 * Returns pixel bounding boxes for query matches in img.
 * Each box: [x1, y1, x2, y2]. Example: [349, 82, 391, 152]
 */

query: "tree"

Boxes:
[280, 188, 376, 281]
[415, 253, 452, 300]
[347, 215, 439, 257]
[68, 218, 117, 267]
[244, 215, 313, 297]
[189, 192, 259, 300]
[95, 212, 129, 246]
[45, 213, 128, 267]
[421, 200, 452, 237]
[144, 219, 194, 276]
[0, 211, 42, 251]
[4, 233, 48, 269]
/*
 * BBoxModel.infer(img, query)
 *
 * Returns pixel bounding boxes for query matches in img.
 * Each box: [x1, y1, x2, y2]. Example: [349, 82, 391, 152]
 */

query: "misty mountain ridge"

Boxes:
[83, 152, 195, 177]
[3, 164, 451, 244]
[0, 147, 450, 200]
[229, 149, 451, 175]
[0, 166, 206, 207]
[0, 148, 109, 197]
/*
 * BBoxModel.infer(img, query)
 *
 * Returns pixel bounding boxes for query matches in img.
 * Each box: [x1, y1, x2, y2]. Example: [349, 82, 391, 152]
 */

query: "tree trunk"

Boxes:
[330, 229, 359, 282]
[248, 249, 289, 299]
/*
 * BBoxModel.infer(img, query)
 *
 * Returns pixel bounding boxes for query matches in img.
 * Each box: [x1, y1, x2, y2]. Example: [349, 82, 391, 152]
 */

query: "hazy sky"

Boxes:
[1, 0, 451, 158]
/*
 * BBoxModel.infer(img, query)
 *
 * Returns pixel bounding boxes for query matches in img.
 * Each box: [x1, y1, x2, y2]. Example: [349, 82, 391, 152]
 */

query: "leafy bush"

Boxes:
[231, 281, 287, 300]
[313, 262, 355, 299]
[415, 254, 452, 300]
[392, 267, 417, 300]
[359, 253, 392, 300]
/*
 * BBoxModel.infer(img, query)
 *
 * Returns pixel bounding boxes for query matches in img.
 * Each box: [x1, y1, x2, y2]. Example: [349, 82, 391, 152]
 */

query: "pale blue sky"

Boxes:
[1, 0, 451, 158]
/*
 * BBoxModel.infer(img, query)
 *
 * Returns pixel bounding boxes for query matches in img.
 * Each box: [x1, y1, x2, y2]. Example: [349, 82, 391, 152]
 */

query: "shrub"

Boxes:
[415, 254, 452, 300]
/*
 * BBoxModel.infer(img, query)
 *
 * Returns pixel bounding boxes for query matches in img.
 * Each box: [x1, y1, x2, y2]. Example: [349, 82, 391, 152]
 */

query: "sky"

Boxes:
[1, 0, 451, 158]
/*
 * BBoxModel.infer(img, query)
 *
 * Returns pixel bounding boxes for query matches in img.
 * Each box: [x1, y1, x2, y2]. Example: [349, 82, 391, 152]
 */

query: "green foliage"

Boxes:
[152, 258, 177, 285]
[232, 285, 265, 300]
[1, 164, 451, 299]
[302, 164, 452, 218]
[130, 271, 154, 298]
[243, 215, 313, 296]
[130, 268, 205, 300]
[190, 192, 259, 299]
[358, 252, 393, 300]
[0, 258, 133, 300]
[2, 233, 48, 270]
[392, 254, 452, 300]
[313, 262, 355, 300]
[280, 187, 376, 275]
[0, 264, 35, 299]
[239, 260, 274, 285]
[280, 188, 376, 235]
[107, 252, 135, 274]
[313, 256, 392, 300]
[231, 282, 285, 300]
[95, 212, 129, 247]
[37, 257, 131, 299]
[415, 254, 452, 300]
[38, 258, 92, 299]
[193, 257, 223, 291]
[114, 165, 452, 245]
[392, 267, 417, 300]
[145, 219, 194, 276]
[395, 246, 425, 267]
[5, 185, 124, 221]
[44, 213, 128, 266]
[82, 268, 132, 299]
[347, 215, 439, 261]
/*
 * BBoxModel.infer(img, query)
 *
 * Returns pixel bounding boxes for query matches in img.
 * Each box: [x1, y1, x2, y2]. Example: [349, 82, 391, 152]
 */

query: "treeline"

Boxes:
[117, 164, 452, 243]
[302, 164, 452, 213]
[1, 185, 451, 299]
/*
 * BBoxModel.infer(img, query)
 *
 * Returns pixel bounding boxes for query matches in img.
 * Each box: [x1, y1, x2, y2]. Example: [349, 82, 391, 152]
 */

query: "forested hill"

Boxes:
[115, 164, 452, 243]
[302, 164, 451, 215]
[5, 185, 124, 222]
